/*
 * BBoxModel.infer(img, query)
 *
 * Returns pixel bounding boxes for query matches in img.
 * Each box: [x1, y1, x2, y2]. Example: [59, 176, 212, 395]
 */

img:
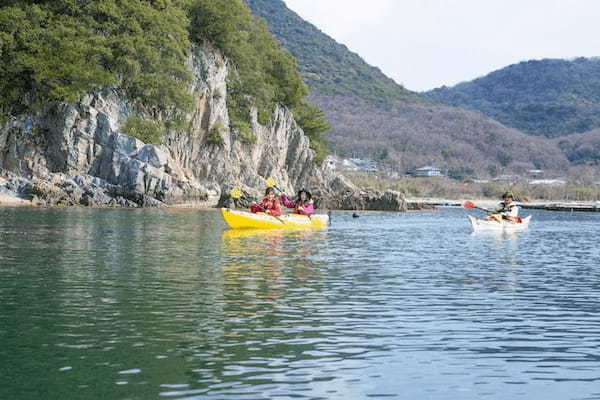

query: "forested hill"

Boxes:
[0, 0, 330, 160]
[246, 0, 422, 106]
[425, 58, 600, 138]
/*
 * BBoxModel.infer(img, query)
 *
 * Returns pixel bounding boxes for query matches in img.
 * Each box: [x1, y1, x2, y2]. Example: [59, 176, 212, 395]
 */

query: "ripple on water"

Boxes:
[2, 208, 600, 399]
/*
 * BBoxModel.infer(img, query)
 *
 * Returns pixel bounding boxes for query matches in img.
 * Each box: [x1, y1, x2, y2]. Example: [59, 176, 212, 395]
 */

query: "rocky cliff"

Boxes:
[0, 44, 408, 211]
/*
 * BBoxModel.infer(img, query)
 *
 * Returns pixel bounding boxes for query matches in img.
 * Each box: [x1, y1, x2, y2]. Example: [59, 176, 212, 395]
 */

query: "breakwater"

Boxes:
[411, 198, 600, 212]
[520, 202, 600, 212]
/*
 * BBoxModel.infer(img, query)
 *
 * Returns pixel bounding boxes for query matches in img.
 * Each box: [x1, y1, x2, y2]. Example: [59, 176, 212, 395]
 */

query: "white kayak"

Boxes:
[467, 215, 531, 232]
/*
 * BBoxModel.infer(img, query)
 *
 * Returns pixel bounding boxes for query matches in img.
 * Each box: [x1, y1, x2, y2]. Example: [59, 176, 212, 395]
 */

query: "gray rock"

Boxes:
[134, 145, 168, 169]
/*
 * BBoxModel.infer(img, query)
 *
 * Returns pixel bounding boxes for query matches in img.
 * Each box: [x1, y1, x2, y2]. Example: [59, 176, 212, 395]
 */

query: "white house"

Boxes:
[493, 175, 518, 183]
[528, 169, 544, 177]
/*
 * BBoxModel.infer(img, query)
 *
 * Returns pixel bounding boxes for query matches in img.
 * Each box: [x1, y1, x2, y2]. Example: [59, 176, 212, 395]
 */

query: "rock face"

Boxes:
[0, 44, 409, 211]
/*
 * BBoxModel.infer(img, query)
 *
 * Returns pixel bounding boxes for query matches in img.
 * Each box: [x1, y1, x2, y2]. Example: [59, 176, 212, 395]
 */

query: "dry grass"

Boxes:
[345, 171, 600, 202]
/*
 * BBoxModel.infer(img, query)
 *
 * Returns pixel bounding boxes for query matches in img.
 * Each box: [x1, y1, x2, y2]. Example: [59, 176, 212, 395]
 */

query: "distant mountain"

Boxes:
[247, 0, 599, 177]
[246, 0, 421, 106]
[425, 58, 600, 138]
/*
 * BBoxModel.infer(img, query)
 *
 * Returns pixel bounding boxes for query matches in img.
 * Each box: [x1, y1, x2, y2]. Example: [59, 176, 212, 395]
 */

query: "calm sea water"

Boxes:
[1, 207, 600, 400]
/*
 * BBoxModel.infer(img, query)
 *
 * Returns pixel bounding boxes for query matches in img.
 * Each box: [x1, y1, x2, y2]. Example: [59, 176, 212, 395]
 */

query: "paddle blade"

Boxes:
[464, 201, 476, 209]
[230, 188, 242, 199]
[265, 176, 276, 187]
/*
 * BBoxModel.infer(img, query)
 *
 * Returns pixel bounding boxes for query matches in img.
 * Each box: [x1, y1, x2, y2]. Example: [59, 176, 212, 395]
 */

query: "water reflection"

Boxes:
[3, 208, 600, 399]
[219, 228, 329, 309]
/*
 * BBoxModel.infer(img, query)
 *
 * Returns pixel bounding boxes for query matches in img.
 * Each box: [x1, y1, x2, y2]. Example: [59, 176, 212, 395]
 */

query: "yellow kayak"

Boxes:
[221, 208, 328, 229]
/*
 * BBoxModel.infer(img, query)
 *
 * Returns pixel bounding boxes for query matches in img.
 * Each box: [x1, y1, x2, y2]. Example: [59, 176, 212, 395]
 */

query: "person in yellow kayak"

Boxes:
[250, 187, 282, 217]
[281, 189, 314, 216]
[486, 192, 520, 222]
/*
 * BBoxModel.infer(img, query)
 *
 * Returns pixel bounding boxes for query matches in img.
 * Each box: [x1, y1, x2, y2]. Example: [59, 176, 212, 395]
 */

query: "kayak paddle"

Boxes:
[230, 187, 242, 200]
[254, 203, 286, 224]
[265, 176, 285, 194]
[465, 200, 523, 223]
[463, 201, 489, 212]
[227, 187, 243, 208]
[230, 185, 286, 224]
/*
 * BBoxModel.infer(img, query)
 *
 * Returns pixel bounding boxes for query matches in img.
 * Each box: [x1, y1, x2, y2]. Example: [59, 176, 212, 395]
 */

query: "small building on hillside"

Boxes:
[410, 165, 444, 177]
[493, 175, 519, 184]
[350, 158, 379, 172]
[331, 157, 379, 173]
[528, 169, 544, 177]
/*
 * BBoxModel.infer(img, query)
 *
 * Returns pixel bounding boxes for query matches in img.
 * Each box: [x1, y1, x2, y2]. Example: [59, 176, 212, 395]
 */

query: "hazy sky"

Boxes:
[282, 0, 600, 92]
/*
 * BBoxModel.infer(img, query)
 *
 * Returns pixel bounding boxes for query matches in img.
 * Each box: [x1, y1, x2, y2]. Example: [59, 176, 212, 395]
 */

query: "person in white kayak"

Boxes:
[486, 192, 521, 222]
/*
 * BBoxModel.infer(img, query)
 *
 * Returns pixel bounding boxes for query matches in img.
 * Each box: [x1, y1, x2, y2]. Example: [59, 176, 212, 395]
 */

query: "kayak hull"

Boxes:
[221, 208, 328, 229]
[468, 215, 531, 232]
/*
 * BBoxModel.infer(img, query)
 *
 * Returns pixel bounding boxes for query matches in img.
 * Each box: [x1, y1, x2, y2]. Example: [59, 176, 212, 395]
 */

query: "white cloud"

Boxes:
[283, 0, 600, 91]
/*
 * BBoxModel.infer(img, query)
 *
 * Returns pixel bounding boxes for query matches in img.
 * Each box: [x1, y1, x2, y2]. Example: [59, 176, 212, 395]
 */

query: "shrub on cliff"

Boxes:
[121, 116, 163, 145]
[189, 0, 307, 110]
[0, 0, 330, 160]
[189, 0, 328, 159]
[0, 0, 192, 119]
[292, 102, 330, 163]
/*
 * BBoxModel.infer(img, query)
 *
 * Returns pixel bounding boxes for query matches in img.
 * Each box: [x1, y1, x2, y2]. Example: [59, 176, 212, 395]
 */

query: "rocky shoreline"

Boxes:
[0, 44, 425, 213]
[5, 188, 599, 213]
[0, 171, 431, 211]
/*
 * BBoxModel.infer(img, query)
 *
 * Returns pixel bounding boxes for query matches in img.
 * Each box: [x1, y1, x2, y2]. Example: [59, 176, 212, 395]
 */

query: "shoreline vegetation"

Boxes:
[343, 171, 600, 212]
[344, 171, 600, 203]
